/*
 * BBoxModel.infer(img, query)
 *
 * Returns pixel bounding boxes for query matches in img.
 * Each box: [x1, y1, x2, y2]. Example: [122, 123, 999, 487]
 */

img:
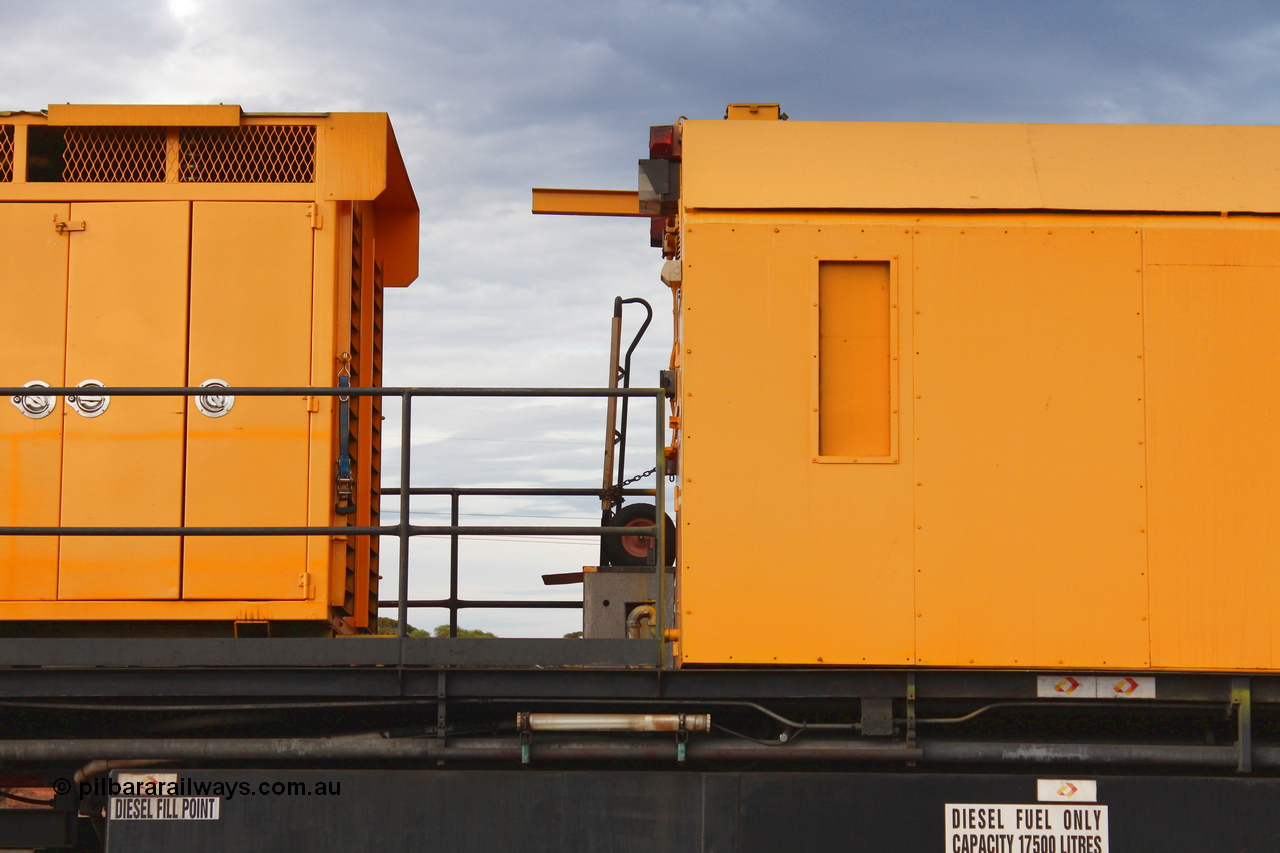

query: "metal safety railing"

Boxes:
[0, 385, 671, 659]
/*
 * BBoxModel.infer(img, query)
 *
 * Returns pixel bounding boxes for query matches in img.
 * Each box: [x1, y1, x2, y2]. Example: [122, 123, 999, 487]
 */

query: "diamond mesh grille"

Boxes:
[62, 126, 167, 182]
[180, 125, 315, 183]
[0, 126, 13, 182]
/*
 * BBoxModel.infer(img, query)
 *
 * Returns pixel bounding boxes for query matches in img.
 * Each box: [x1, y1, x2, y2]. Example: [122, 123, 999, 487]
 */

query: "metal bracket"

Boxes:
[677, 728, 689, 763]
[860, 698, 893, 737]
[1232, 676, 1252, 774]
[436, 671, 448, 738]
[435, 672, 448, 764]
[659, 369, 678, 399]
[905, 673, 917, 766]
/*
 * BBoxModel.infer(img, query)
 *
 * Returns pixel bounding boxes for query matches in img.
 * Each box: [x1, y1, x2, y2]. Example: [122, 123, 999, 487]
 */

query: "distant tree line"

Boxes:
[376, 617, 497, 638]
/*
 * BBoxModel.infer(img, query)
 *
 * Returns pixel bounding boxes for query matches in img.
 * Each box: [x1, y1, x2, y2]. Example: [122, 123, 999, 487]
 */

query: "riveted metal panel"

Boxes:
[58, 202, 189, 600]
[0, 203, 69, 599]
[678, 222, 915, 666]
[912, 227, 1149, 668]
[1144, 255, 1280, 669]
[182, 203, 314, 600]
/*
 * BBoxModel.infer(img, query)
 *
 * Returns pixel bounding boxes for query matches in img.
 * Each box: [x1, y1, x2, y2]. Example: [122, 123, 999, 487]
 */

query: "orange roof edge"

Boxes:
[374, 119, 420, 288]
[47, 104, 243, 127]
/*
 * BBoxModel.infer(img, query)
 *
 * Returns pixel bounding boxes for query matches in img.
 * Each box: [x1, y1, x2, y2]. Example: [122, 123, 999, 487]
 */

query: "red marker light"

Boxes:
[649, 125, 680, 160]
[650, 216, 664, 248]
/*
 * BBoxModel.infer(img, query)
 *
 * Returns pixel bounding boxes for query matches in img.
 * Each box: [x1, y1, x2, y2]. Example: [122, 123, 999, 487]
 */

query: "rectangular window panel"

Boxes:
[819, 261, 891, 457]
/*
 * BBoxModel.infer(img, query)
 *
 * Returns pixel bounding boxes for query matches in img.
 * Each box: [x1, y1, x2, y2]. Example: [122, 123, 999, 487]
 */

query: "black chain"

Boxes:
[618, 466, 657, 488]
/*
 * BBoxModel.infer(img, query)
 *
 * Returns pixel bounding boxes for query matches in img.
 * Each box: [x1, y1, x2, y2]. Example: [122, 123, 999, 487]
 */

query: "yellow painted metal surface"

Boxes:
[46, 104, 242, 126]
[910, 227, 1149, 668]
[724, 104, 783, 121]
[0, 204, 68, 599]
[677, 220, 1155, 667]
[306, 202, 340, 611]
[678, 224, 917, 666]
[668, 117, 1280, 670]
[676, 212, 1280, 670]
[58, 202, 189, 600]
[532, 188, 646, 217]
[0, 599, 327, 620]
[681, 120, 1280, 213]
[1143, 245, 1280, 670]
[183, 202, 314, 600]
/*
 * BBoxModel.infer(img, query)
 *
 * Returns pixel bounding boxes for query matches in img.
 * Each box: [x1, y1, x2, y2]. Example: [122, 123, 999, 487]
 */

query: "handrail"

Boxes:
[0, 385, 670, 663]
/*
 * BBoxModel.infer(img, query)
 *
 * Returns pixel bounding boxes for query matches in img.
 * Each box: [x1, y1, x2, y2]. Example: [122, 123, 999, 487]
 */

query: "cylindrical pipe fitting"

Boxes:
[518, 712, 710, 733]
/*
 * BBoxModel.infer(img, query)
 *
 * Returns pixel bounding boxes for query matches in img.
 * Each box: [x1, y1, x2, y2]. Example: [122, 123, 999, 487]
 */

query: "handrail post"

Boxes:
[655, 389, 666, 669]
[397, 392, 412, 639]
[449, 491, 460, 638]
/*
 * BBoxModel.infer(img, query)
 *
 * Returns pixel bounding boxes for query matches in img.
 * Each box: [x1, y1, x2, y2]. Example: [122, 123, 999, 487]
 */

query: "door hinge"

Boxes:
[307, 203, 323, 230]
[298, 572, 314, 599]
[55, 220, 86, 234]
[305, 395, 320, 413]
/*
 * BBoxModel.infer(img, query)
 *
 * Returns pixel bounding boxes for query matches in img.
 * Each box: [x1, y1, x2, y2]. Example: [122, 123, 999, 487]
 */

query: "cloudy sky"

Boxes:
[5, 0, 1280, 635]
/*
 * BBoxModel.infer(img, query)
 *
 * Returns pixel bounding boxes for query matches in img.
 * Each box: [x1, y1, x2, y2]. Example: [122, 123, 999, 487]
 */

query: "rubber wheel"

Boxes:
[603, 503, 676, 567]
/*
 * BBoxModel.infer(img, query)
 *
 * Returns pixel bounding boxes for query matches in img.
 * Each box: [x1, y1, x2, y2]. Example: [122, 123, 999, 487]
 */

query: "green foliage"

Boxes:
[432, 625, 498, 638]
[376, 617, 498, 638]
[563, 631, 584, 639]
[375, 617, 429, 638]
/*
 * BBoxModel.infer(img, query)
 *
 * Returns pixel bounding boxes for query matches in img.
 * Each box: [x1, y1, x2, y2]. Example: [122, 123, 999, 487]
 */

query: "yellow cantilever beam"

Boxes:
[532, 188, 646, 217]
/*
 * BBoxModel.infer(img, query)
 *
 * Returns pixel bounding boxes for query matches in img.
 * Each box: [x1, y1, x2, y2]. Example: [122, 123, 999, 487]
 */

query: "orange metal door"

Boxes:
[58, 202, 190, 600]
[182, 202, 314, 600]
[0, 204, 69, 600]
[911, 226, 1150, 668]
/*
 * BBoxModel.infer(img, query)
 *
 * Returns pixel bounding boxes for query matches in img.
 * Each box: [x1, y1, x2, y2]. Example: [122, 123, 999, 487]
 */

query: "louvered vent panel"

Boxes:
[180, 125, 315, 183]
[63, 126, 167, 182]
[0, 126, 13, 182]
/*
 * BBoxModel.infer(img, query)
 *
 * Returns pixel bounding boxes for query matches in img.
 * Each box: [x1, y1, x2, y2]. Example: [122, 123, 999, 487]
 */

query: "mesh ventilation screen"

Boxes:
[0, 126, 13, 182]
[63, 126, 167, 182]
[180, 125, 316, 183]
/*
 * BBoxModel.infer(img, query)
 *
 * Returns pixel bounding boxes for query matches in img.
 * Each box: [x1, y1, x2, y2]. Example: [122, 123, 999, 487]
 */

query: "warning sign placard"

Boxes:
[945, 804, 1108, 853]
[110, 796, 220, 821]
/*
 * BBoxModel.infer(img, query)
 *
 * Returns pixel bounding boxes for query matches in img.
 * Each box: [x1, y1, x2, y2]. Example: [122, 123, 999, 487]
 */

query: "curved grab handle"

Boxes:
[10, 381, 55, 419]
[67, 380, 109, 418]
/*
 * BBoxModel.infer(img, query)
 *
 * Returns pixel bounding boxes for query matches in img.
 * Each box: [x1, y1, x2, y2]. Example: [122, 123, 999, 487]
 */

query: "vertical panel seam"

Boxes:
[177, 201, 193, 601]
[909, 228, 918, 666]
[1139, 228, 1153, 667]
[55, 202, 72, 596]
[306, 202, 320, 605]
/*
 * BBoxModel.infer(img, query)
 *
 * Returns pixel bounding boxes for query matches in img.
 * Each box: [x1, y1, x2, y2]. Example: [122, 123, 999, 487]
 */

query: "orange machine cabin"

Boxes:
[660, 112, 1280, 672]
[0, 105, 418, 635]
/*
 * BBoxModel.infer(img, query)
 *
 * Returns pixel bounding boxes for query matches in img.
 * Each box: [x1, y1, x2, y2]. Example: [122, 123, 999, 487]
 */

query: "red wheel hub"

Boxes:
[619, 517, 655, 559]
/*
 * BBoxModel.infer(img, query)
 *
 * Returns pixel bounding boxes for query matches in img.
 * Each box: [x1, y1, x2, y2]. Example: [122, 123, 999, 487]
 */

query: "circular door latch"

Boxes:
[67, 380, 109, 418]
[196, 379, 234, 418]
[10, 380, 55, 419]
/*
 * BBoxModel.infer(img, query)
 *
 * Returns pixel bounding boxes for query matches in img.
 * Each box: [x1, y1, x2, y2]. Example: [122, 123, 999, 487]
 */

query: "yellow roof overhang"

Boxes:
[682, 120, 1280, 213]
[321, 113, 419, 287]
[47, 104, 243, 126]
